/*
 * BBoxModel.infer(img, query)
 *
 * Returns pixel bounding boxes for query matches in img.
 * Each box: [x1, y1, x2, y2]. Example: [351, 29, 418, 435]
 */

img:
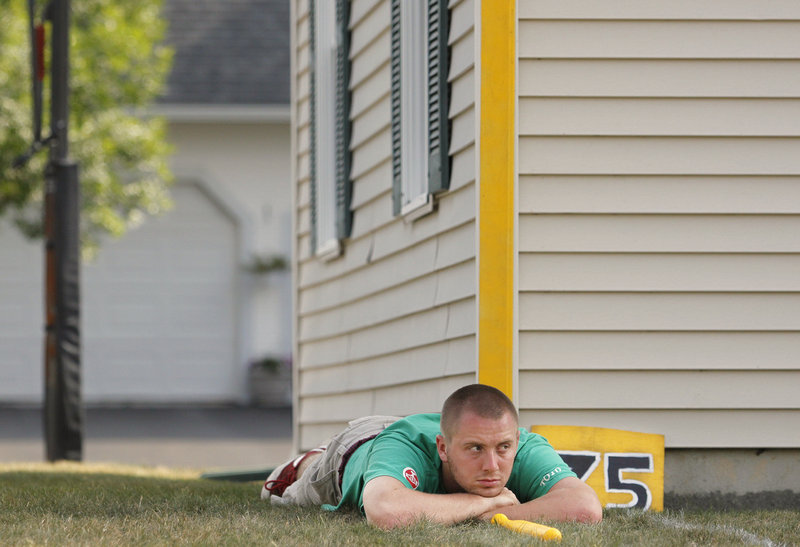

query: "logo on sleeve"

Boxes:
[402, 467, 419, 489]
[539, 466, 563, 487]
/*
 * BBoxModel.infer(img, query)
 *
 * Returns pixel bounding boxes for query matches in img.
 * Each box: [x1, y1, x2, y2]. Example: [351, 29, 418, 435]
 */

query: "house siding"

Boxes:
[517, 2, 800, 447]
[293, 0, 477, 449]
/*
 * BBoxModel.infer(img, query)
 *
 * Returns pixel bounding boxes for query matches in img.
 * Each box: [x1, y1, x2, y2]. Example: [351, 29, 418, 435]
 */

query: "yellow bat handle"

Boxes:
[491, 513, 563, 542]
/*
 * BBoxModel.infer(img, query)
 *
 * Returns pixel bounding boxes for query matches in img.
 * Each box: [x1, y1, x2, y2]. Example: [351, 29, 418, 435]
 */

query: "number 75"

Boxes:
[558, 451, 654, 510]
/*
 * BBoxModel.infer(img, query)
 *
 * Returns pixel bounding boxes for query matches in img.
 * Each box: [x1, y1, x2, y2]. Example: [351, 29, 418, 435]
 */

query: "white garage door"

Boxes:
[0, 181, 240, 403]
[0, 220, 43, 402]
[83, 182, 239, 402]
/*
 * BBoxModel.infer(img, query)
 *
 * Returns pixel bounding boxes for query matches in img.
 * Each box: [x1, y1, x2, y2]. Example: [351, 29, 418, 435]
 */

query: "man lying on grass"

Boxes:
[261, 384, 602, 529]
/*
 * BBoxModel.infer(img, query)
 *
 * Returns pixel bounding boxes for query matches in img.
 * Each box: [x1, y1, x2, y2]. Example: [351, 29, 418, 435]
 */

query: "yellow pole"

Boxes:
[478, 0, 515, 398]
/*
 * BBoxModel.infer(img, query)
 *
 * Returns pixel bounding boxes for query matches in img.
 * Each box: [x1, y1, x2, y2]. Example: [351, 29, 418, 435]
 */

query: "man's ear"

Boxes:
[436, 434, 448, 462]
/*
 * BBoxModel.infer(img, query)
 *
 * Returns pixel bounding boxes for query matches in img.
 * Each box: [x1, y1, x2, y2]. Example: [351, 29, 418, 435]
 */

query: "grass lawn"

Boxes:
[1, 463, 798, 545]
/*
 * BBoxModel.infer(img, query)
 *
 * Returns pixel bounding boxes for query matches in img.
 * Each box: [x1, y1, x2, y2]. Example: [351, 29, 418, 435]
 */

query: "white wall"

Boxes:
[168, 121, 293, 362]
[0, 220, 44, 402]
[292, 0, 478, 449]
[516, 1, 800, 448]
[0, 119, 292, 404]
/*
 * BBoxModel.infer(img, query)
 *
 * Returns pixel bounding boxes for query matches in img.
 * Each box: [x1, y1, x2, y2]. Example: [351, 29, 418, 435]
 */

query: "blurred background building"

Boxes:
[0, 0, 292, 406]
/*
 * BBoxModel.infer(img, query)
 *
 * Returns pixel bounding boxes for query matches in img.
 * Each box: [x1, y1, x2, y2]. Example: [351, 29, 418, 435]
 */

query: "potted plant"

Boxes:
[248, 355, 292, 407]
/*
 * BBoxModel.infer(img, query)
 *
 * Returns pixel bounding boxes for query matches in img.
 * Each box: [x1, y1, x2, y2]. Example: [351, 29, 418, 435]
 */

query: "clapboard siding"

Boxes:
[350, 0, 381, 27]
[299, 390, 376, 422]
[518, 4, 800, 449]
[350, 159, 391, 209]
[299, 261, 475, 339]
[519, 332, 800, 371]
[449, 144, 475, 191]
[519, 137, 800, 175]
[299, 222, 474, 313]
[296, 124, 309, 157]
[520, 176, 800, 214]
[299, 374, 474, 423]
[520, 293, 800, 331]
[519, 98, 800, 137]
[449, 68, 474, 117]
[519, 215, 800, 253]
[449, 0, 473, 44]
[299, 183, 476, 288]
[296, 176, 310, 209]
[369, 374, 477, 415]
[297, 232, 311, 260]
[294, 5, 312, 263]
[296, 45, 309, 78]
[350, 63, 390, 119]
[520, 254, 800, 292]
[299, 373, 474, 447]
[295, 0, 308, 19]
[347, 297, 474, 361]
[449, 25, 474, 81]
[519, 21, 800, 59]
[350, 128, 391, 181]
[449, 107, 474, 155]
[350, 98, 390, 150]
[296, 202, 310, 235]
[520, 1, 800, 20]
[349, 32, 390, 94]
[519, 410, 800, 449]
[520, 371, 800, 409]
[296, 154, 309, 191]
[300, 296, 476, 364]
[298, 334, 350, 369]
[447, 4, 475, 159]
[296, 94, 310, 126]
[293, 0, 477, 448]
[349, 0, 388, 57]
[301, 334, 474, 380]
[519, 59, 800, 98]
[301, 336, 474, 392]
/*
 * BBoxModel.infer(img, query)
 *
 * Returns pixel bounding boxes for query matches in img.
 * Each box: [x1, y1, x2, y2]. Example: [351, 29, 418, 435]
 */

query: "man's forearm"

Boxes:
[363, 477, 518, 529]
[483, 478, 602, 524]
[368, 491, 495, 528]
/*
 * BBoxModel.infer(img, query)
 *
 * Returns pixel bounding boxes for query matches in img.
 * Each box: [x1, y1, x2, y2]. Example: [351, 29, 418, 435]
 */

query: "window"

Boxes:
[391, 0, 450, 220]
[310, 0, 352, 258]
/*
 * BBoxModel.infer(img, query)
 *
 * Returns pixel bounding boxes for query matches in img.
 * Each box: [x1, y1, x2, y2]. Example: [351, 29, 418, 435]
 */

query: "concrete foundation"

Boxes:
[664, 449, 800, 509]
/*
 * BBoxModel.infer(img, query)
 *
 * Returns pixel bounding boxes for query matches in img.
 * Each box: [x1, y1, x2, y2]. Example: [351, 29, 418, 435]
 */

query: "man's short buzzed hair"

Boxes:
[440, 384, 518, 439]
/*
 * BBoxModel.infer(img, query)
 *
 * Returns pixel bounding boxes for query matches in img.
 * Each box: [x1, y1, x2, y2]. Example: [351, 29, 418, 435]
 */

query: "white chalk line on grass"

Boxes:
[649, 513, 778, 547]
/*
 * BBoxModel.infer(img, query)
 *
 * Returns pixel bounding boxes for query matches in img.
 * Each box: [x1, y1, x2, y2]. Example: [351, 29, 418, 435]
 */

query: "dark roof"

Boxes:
[159, 0, 290, 105]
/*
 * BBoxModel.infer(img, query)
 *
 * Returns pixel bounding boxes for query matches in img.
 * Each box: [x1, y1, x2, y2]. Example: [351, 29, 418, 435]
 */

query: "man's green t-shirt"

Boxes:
[323, 413, 576, 512]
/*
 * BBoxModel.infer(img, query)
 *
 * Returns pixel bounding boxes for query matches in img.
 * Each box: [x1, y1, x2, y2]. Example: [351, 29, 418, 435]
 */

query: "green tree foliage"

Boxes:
[0, 0, 173, 255]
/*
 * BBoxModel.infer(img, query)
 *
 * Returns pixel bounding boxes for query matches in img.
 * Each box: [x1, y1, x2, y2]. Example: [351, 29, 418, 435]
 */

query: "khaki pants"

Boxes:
[277, 415, 400, 506]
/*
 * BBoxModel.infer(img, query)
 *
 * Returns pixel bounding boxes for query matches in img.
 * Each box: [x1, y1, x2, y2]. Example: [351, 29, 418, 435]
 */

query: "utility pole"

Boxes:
[43, 0, 83, 462]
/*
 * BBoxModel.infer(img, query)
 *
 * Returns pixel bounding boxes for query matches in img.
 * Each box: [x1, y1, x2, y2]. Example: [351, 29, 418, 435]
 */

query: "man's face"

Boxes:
[436, 410, 519, 497]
